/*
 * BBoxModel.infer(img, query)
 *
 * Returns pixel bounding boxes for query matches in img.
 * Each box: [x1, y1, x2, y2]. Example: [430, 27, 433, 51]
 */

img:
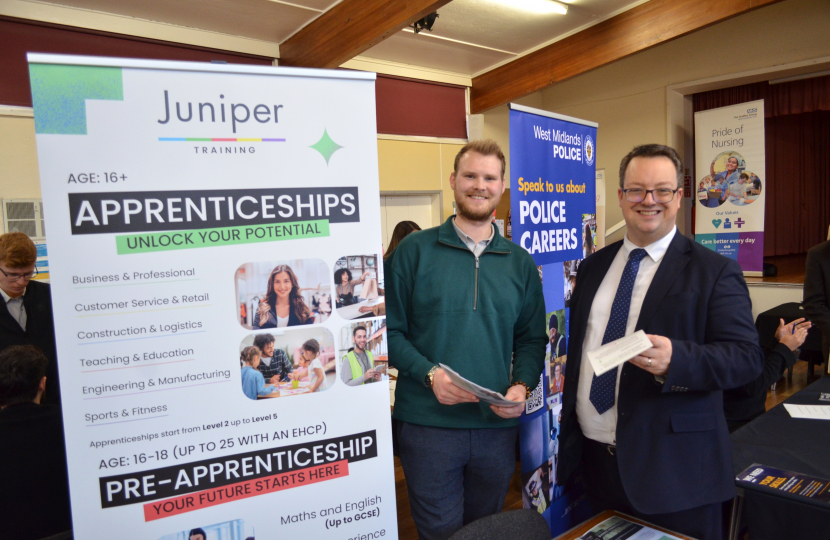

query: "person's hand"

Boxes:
[630, 334, 672, 376]
[364, 368, 377, 381]
[361, 271, 370, 280]
[372, 370, 382, 381]
[270, 375, 281, 384]
[358, 305, 373, 313]
[432, 368, 479, 405]
[490, 385, 526, 418]
[778, 318, 811, 352]
[774, 318, 809, 341]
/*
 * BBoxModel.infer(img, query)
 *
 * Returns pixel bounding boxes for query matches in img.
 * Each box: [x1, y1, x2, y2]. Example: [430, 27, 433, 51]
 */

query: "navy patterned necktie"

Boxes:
[589, 248, 648, 415]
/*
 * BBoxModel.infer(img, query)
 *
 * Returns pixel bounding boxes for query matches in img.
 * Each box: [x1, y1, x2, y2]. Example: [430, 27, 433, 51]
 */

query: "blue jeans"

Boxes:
[397, 422, 519, 540]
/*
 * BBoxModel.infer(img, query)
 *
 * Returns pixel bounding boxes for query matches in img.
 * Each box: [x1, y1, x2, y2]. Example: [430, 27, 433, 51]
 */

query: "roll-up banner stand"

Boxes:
[28, 54, 397, 539]
[694, 100, 766, 276]
[508, 103, 596, 536]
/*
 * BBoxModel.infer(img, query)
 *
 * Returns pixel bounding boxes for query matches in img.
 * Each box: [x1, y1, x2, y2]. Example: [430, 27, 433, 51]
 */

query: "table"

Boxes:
[754, 302, 824, 377]
[258, 381, 311, 398]
[553, 510, 695, 539]
[336, 296, 385, 320]
[730, 375, 830, 539]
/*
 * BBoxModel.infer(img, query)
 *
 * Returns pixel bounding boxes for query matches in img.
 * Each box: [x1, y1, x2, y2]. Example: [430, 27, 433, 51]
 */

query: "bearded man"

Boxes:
[386, 139, 547, 540]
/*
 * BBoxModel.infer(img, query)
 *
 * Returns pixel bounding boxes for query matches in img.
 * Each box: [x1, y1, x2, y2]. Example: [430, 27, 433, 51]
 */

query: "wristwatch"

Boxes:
[424, 366, 439, 388]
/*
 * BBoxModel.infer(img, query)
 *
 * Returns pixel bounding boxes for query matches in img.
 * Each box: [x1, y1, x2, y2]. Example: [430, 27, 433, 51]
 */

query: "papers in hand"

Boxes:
[438, 364, 518, 407]
[586, 330, 653, 376]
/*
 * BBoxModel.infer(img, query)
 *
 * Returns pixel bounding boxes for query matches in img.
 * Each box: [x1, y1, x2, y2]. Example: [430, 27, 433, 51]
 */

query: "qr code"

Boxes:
[525, 373, 545, 415]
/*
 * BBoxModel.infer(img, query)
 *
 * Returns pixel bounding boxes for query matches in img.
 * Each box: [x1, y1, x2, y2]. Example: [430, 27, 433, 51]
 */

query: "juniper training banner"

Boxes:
[29, 54, 397, 539]
[509, 103, 596, 536]
[694, 100, 766, 275]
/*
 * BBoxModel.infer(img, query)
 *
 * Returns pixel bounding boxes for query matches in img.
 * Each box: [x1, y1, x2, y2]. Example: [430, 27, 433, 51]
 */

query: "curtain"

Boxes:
[693, 75, 830, 256]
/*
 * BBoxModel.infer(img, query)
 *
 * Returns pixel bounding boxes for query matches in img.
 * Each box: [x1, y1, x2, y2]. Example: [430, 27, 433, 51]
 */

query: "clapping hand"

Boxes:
[776, 318, 811, 352]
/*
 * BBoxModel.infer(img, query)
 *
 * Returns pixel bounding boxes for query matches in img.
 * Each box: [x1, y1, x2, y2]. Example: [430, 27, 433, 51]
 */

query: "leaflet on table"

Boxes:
[783, 403, 830, 420]
[29, 54, 396, 540]
[577, 516, 684, 540]
[586, 330, 653, 376]
[439, 363, 517, 407]
[737, 463, 830, 507]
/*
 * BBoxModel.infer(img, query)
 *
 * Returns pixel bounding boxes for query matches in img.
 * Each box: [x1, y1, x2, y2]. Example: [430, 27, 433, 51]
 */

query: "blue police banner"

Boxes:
[510, 104, 596, 535]
[509, 104, 597, 266]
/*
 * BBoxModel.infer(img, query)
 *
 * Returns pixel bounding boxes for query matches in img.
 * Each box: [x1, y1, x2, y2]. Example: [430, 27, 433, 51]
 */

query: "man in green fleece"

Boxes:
[386, 139, 547, 540]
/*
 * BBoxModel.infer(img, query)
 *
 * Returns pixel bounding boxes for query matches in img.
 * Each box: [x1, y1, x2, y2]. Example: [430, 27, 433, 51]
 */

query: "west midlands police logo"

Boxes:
[584, 135, 595, 166]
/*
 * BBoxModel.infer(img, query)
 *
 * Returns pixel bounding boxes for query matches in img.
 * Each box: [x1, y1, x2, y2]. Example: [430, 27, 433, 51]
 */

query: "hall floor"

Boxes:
[394, 361, 820, 540]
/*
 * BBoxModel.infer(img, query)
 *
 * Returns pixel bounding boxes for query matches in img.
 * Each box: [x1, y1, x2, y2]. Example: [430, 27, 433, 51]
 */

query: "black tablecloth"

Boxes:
[754, 302, 822, 354]
[731, 376, 830, 539]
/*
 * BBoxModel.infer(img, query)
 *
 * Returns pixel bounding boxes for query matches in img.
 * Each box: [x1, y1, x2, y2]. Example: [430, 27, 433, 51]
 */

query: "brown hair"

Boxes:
[454, 139, 506, 178]
[0, 232, 36, 268]
[240, 345, 261, 366]
[385, 221, 421, 260]
[258, 264, 311, 325]
[618, 144, 683, 189]
[0, 345, 48, 406]
[302, 339, 320, 355]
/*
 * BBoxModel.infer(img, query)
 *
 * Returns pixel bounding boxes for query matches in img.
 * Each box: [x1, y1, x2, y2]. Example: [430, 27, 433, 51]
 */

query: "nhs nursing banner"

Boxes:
[509, 103, 596, 536]
[29, 54, 396, 539]
[694, 100, 766, 275]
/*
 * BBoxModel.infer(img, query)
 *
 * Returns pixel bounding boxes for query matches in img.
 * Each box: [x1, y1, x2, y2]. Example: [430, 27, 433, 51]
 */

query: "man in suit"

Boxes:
[0, 345, 71, 539]
[0, 232, 60, 405]
[557, 145, 763, 540]
[804, 239, 830, 363]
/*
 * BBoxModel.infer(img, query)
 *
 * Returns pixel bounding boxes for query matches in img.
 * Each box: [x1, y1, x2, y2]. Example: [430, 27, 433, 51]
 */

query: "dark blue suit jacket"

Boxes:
[557, 232, 763, 514]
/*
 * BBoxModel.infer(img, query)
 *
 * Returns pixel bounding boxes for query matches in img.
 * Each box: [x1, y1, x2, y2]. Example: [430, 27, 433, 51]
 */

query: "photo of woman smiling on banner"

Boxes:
[235, 259, 331, 330]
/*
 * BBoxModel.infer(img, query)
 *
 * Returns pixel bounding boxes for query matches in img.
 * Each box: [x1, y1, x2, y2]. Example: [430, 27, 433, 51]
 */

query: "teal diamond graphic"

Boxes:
[310, 129, 343, 165]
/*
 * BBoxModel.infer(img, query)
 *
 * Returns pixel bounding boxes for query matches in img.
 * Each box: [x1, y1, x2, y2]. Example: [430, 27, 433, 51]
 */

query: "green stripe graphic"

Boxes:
[115, 221, 329, 254]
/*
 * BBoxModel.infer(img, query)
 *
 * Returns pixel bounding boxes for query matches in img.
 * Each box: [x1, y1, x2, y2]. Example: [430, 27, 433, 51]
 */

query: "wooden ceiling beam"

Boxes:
[280, 0, 451, 69]
[470, 0, 784, 113]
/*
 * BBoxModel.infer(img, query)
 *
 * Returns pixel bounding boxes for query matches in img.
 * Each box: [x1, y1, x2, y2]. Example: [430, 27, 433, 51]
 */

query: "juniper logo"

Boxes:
[157, 90, 284, 133]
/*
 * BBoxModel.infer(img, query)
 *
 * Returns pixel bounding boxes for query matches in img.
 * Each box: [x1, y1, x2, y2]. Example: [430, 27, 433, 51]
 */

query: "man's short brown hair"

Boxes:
[454, 139, 506, 179]
[0, 232, 37, 268]
[0, 345, 48, 406]
[618, 144, 683, 189]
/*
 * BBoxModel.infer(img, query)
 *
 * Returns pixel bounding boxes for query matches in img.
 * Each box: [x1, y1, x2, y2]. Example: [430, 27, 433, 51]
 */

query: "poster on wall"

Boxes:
[508, 103, 596, 536]
[694, 99, 766, 275]
[28, 54, 396, 539]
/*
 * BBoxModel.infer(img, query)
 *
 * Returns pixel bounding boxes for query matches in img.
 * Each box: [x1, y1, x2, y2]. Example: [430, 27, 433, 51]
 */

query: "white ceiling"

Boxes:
[12, 0, 649, 80]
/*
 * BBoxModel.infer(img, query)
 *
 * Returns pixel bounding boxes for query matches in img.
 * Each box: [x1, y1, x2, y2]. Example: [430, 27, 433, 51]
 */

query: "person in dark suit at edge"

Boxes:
[557, 144, 763, 540]
[724, 317, 810, 432]
[804, 238, 830, 364]
[0, 232, 60, 405]
[0, 345, 72, 539]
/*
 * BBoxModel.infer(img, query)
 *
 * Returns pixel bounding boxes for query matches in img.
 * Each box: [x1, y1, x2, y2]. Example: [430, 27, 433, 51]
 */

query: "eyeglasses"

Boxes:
[622, 188, 679, 203]
[0, 266, 38, 281]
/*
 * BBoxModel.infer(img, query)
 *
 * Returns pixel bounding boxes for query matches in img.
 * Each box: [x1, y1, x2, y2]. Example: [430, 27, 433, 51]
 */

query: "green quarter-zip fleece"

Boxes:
[386, 216, 547, 429]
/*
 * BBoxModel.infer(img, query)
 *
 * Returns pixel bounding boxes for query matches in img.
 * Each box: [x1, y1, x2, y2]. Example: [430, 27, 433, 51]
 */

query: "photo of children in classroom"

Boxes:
[238, 327, 336, 400]
[338, 319, 389, 388]
[235, 259, 331, 330]
[333, 254, 384, 320]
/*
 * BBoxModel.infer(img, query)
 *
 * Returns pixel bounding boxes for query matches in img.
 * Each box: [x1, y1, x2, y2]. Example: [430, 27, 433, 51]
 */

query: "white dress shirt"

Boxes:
[0, 286, 27, 330]
[576, 227, 677, 445]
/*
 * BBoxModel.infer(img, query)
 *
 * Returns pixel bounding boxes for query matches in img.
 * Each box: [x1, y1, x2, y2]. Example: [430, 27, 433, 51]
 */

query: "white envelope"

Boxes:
[586, 330, 653, 376]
